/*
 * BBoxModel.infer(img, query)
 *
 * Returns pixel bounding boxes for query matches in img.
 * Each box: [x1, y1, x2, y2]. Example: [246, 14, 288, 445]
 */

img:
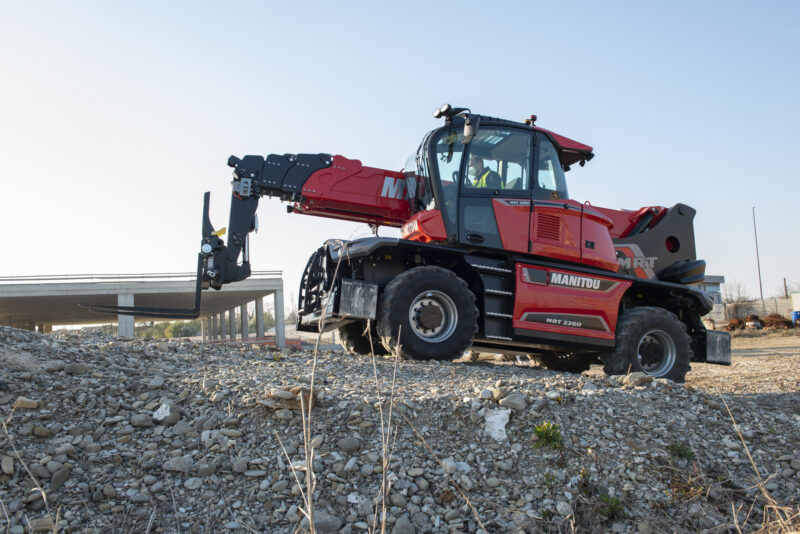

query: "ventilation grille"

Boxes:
[536, 213, 561, 241]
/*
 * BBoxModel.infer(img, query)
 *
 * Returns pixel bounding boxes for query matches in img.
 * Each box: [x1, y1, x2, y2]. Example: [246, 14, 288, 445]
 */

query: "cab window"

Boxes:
[534, 133, 569, 200]
[433, 129, 464, 227]
[463, 128, 531, 194]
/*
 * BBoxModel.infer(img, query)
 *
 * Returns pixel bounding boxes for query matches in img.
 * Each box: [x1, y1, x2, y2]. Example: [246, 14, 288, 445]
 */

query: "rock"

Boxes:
[531, 397, 547, 412]
[486, 477, 502, 488]
[1, 456, 13, 475]
[210, 390, 228, 403]
[499, 393, 526, 410]
[623, 372, 653, 387]
[163, 455, 193, 473]
[245, 470, 267, 477]
[442, 458, 457, 474]
[392, 515, 415, 534]
[64, 362, 90, 375]
[26, 517, 54, 533]
[197, 462, 216, 476]
[131, 414, 154, 428]
[12, 395, 39, 409]
[102, 484, 116, 498]
[147, 375, 165, 389]
[556, 501, 573, 516]
[43, 360, 65, 372]
[270, 388, 295, 399]
[637, 521, 655, 534]
[50, 467, 71, 490]
[33, 426, 50, 438]
[491, 387, 509, 400]
[309, 510, 342, 534]
[411, 512, 429, 529]
[232, 458, 250, 473]
[545, 390, 562, 401]
[484, 408, 510, 442]
[722, 438, 741, 451]
[479, 389, 493, 400]
[407, 467, 424, 477]
[582, 381, 598, 391]
[184, 477, 202, 490]
[790, 458, 800, 470]
[338, 436, 362, 453]
[152, 403, 180, 426]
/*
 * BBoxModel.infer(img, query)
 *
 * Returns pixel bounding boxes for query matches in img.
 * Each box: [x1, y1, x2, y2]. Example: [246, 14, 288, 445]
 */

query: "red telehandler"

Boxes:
[90, 105, 730, 382]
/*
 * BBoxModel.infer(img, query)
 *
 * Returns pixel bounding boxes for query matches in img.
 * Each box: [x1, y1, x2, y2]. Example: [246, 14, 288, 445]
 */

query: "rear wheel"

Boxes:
[339, 321, 386, 356]
[377, 266, 478, 360]
[602, 306, 691, 382]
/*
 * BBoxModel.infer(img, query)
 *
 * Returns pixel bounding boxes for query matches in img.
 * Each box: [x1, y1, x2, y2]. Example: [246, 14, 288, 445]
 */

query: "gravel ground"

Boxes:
[1, 326, 799, 533]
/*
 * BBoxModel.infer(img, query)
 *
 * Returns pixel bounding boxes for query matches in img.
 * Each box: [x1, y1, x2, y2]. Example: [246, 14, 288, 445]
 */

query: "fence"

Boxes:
[705, 297, 794, 323]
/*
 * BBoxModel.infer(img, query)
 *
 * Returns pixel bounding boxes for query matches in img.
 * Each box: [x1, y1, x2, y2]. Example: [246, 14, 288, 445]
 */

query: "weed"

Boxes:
[541, 508, 554, 521]
[272, 352, 282, 362]
[533, 421, 562, 449]
[598, 494, 625, 519]
[667, 442, 694, 460]
[543, 472, 556, 488]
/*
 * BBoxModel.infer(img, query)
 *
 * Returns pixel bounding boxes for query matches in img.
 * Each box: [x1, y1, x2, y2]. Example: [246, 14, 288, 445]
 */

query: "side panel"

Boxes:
[492, 198, 531, 254]
[513, 264, 632, 343]
[580, 207, 619, 272]
[529, 200, 582, 264]
[400, 209, 448, 243]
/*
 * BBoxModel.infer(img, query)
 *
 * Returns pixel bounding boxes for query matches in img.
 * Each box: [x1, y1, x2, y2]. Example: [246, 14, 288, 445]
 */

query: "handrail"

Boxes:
[0, 271, 282, 284]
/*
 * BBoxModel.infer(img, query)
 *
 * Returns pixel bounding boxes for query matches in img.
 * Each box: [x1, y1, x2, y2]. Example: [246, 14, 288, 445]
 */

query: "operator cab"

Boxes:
[402, 106, 617, 271]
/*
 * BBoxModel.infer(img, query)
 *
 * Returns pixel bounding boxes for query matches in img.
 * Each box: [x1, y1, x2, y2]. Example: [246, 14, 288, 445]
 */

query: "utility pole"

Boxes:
[752, 207, 764, 301]
[785, 278, 789, 299]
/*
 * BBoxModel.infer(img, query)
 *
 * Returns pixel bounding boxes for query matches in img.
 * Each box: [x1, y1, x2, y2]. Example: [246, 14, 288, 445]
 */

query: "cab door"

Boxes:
[458, 127, 533, 253]
[529, 132, 582, 263]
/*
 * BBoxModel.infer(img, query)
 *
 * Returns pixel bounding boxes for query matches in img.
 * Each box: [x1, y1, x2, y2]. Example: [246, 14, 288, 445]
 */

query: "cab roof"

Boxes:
[450, 113, 595, 168]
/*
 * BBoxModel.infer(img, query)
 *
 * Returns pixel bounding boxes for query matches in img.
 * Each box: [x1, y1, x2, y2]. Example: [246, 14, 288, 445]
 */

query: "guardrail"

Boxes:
[0, 271, 282, 284]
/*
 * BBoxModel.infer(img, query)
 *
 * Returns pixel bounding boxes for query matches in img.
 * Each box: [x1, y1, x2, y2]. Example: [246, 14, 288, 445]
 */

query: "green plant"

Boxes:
[667, 442, 694, 460]
[598, 494, 624, 519]
[541, 508, 554, 520]
[534, 421, 562, 449]
[543, 471, 556, 488]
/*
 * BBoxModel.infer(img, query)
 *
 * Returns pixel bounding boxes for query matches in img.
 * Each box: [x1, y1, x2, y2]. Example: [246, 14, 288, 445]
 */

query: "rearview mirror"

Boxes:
[463, 115, 479, 143]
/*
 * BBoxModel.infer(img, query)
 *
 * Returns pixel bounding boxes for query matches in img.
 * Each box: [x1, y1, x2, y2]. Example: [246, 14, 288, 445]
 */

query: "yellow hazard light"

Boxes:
[213, 227, 227, 237]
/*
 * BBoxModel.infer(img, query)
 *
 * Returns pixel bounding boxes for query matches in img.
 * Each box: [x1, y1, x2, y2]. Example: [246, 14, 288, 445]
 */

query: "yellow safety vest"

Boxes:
[475, 170, 492, 188]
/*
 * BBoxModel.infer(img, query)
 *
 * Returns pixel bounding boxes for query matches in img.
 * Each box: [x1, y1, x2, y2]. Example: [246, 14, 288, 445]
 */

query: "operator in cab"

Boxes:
[468, 155, 501, 189]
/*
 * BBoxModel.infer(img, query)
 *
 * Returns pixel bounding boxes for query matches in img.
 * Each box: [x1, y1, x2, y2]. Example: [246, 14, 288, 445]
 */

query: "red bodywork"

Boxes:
[401, 210, 447, 242]
[513, 263, 632, 343]
[297, 155, 411, 227]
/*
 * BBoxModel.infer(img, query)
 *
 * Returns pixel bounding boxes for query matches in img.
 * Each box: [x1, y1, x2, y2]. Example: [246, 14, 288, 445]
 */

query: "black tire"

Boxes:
[602, 306, 691, 382]
[377, 266, 478, 360]
[534, 351, 593, 374]
[339, 321, 386, 356]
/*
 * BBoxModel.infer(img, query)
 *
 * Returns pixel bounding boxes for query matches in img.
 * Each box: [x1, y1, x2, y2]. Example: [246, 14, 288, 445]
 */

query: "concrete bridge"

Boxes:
[0, 271, 286, 346]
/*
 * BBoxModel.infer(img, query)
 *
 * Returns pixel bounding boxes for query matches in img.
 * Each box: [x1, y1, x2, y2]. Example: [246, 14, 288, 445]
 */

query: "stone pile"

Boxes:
[0, 325, 798, 533]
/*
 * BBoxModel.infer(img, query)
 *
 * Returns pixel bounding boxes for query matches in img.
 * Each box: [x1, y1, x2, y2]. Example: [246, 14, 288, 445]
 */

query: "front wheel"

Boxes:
[602, 306, 691, 382]
[377, 267, 478, 360]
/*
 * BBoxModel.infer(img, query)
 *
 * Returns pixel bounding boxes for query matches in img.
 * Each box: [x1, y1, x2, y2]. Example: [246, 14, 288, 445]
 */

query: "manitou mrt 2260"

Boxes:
[95, 104, 730, 382]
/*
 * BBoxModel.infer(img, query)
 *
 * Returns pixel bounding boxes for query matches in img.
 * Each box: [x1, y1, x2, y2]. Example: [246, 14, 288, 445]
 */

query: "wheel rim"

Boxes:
[408, 290, 458, 343]
[636, 329, 676, 376]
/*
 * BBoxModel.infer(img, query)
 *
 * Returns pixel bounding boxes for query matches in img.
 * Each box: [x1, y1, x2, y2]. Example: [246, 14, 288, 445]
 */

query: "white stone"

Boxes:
[485, 408, 511, 442]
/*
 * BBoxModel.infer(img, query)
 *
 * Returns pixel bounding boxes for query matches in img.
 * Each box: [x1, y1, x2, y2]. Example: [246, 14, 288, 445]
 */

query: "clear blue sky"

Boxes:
[2, 1, 798, 309]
